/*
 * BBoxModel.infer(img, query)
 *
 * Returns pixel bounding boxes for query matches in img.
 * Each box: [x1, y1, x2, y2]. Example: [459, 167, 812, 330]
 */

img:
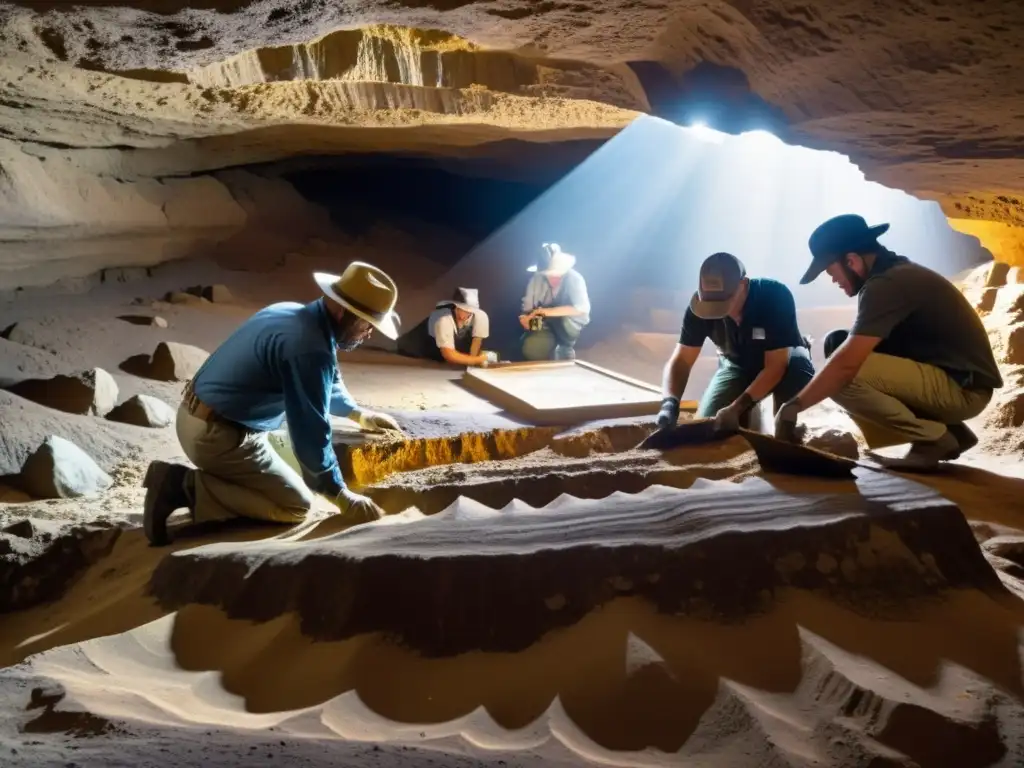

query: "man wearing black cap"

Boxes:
[658, 252, 815, 433]
[774, 214, 1002, 469]
[397, 287, 498, 367]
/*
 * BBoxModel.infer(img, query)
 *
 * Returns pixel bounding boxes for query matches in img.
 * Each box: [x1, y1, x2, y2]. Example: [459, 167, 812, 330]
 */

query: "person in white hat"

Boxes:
[397, 287, 499, 367]
[141, 261, 403, 546]
[520, 242, 591, 360]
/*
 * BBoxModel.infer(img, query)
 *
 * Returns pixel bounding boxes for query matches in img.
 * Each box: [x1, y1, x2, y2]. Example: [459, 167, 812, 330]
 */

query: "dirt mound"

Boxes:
[149, 470, 1001, 658]
[0, 518, 122, 613]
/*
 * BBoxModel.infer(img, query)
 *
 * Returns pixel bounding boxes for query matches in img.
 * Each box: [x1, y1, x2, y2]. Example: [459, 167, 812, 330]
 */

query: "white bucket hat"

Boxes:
[314, 262, 400, 340]
[527, 242, 576, 276]
[436, 286, 481, 315]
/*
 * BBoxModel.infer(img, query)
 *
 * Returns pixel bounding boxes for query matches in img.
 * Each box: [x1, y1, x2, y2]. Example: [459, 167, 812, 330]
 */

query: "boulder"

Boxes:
[805, 429, 861, 460]
[1004, 326, 1024, 365]
[17, 436, 113, 499]
[973, 287, 998, 314]
[117, 314, 168, 328]
[8, 367, 118, 417]
[106, 393, 176, 427]
[202, 284, 234, 303]
[149, 341, 209, 382]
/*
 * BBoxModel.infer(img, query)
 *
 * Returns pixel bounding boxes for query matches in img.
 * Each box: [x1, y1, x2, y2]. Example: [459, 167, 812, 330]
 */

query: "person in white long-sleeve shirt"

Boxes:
[519, 243, 591, 361]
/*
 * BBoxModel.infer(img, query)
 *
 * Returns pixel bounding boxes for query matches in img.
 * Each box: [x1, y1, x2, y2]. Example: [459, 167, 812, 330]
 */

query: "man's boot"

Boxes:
[947, 422, 979, 458]
[877, 430, 960, 472]
[143, 460, 192, 546]
[554, 344, 576, 361]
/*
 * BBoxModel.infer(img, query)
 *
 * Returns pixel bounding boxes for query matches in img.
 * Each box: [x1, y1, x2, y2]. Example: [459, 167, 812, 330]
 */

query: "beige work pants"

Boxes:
[831, 353, 992, 448]
[175, 403, 314, 525]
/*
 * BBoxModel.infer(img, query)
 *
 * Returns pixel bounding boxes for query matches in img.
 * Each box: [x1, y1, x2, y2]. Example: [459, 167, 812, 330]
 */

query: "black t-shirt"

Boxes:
[679, 278, 806, 373]
[851, 253, 1003, 390]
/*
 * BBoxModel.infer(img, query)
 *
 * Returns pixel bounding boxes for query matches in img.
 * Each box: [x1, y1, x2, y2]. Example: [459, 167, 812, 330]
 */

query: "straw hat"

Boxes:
[314, 262, 400, 340]
[527, 242, 576, 276]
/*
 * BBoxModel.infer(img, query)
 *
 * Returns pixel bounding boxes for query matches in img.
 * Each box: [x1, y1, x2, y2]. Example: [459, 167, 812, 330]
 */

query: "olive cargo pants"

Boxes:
[176, 403, 314, 525]
[831, 353, 992, 447]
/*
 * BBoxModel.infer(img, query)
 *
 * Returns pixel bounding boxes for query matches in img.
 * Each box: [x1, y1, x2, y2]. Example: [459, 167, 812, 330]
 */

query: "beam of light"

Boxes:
[685, 121, 726, 145]
[404, 114, 992, 351]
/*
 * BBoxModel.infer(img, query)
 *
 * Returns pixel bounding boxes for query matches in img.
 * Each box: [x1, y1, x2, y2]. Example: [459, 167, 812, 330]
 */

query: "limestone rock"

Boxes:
[17, 436, 113, 500]
[150, 471, 998, 656]
[982, 536, 1024, 568]
[150, 341, 209, 382]
[0, 520, 122, 612]
[805, 429, 861, 460]
[106, 394, 176, 428]
[202, 284, 234, 303]
[117, 314, 168, 328]
[973, 287, 998, 314]
[8, 368, 118, 417]
[1004, 326, 1024, 365]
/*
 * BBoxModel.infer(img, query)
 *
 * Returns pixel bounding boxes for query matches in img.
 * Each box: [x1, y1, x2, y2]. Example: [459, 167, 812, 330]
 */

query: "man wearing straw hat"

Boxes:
[397, 286, 499, 367]
[520, 242, 591, 361]
[141, 261, 404, 546]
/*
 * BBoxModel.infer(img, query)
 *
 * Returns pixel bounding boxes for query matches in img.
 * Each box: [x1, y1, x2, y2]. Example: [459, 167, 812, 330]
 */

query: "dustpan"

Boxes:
[636, 418, 727, 450]
[738, 429, 859, 478]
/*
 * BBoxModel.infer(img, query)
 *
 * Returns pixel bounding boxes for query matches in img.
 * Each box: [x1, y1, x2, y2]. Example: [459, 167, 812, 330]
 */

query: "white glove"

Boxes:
[334, 487, 384, 522]
[357, 410, 403, 433]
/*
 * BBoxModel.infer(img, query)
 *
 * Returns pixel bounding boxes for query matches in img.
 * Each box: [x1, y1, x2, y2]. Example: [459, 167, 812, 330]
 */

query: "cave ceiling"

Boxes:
[0, 0, 1022, 227]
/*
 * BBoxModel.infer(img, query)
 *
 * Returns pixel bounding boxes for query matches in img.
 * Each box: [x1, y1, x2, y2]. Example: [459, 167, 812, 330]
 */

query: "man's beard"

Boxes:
[841, 263, 866, 296]
[337, 336, 365, 352]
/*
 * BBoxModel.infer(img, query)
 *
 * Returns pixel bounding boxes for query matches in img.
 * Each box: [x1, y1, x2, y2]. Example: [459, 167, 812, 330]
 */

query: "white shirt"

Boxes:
[428, 307, 490, 349]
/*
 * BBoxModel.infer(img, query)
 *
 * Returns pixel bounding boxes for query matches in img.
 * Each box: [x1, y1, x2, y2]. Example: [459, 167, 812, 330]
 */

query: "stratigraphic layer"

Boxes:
[149, 470, 1002, 656]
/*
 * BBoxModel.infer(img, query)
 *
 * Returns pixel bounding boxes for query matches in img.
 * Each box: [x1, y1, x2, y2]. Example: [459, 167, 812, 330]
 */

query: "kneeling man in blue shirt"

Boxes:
[142, 261, 403, 546]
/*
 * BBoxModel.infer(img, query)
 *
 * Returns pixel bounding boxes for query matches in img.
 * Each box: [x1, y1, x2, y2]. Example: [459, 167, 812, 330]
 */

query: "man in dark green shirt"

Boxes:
[775, 214, 1003, 470]
[658, 252, 815, 433]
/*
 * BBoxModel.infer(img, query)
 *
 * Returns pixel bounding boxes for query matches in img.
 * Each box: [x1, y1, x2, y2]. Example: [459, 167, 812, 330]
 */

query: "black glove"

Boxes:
[655, 396, 680, 429]
[774, 397, 802, 443]
[713, 392, 755, 434]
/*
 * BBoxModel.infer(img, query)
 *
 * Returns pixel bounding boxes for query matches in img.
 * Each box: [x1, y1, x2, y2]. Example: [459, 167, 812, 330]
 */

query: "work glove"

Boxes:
[358, 410, 403, 433]
[713, 392, 754, 435]
[655, 396, 680, 430]
[774, 397, 803, 443]
[482, 350, 500, 367]
[334, 487, 385, 522]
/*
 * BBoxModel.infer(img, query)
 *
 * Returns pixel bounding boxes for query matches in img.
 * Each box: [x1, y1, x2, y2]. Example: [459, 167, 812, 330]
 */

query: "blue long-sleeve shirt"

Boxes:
[191, 299, 356, 497]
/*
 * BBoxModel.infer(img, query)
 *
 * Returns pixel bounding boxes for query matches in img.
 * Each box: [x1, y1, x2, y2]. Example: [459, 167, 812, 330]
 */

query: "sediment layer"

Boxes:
[149, 469, 1002, 657]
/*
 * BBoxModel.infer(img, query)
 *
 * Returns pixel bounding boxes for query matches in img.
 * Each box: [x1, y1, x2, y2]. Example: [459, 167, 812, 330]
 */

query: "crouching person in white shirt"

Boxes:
[397, 287, 499, 367]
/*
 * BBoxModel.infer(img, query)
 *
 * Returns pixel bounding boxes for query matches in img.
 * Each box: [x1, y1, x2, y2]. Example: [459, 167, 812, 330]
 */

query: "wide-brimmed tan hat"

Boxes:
[314, 262, 400, 340]
[528, 242, 576, 276]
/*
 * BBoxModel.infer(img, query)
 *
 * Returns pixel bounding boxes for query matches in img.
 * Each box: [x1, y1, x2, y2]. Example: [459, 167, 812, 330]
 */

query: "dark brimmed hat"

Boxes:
[436, 286, 480, 314]
[801, 214, 890, 285]
[690, 252, 747, 320]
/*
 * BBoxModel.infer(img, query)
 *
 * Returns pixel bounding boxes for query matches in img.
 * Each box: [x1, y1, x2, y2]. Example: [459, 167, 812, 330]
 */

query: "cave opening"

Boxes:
[267, 115, 989, 359]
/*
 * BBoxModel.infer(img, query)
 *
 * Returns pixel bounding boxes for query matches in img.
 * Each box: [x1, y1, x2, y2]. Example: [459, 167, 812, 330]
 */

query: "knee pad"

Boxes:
[823, 329, 850, 359]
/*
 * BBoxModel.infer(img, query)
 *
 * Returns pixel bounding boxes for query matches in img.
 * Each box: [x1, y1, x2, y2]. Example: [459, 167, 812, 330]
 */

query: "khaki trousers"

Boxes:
[831, 353, 992, 448]
[175, 403, 314, 525]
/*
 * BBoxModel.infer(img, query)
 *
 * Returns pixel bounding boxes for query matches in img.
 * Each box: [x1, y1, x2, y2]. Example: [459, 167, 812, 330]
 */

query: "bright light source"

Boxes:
[687, 121, 726, 145]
